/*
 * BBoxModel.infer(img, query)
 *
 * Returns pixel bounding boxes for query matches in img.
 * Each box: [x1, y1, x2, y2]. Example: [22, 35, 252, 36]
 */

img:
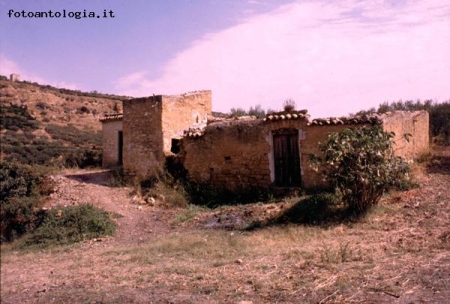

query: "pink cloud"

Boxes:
[114, 0, 450, 117]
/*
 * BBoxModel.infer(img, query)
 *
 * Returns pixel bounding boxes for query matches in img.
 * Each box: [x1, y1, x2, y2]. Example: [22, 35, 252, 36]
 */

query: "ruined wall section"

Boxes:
[301, 124, 363, 188]
[122, 96, 163, 178]
[181, 119, 271, 189]
[161, 91, 212, 153]
[101, 119, 123, 168]
[381, 111, 429, 159]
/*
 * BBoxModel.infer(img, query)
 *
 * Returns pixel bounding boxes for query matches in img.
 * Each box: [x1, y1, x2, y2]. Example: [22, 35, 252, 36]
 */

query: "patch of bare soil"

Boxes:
[1, 148, 450, 303]
[45, 169, 179, 244]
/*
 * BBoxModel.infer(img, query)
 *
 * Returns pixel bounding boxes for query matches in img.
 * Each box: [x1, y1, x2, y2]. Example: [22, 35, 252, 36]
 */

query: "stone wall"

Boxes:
[120, 91, 212, 179]
[122, 96, 164, 178]
[101, 119, 123, 168]
[181, 119, 270, 189]
[181, 118, 318, 189]
[180, 118, 370, 189]
[161, 91, 212, 153]
[381, 111, 429, 159]
[113, 94, 429, 188]
[179, 112, 430, 190]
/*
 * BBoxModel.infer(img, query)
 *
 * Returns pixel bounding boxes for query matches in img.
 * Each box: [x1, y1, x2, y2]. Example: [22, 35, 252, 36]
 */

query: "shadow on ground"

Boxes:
[245, 193, 354, 231]
[64, 170, 120, 187]
[427, 153, 450, 175]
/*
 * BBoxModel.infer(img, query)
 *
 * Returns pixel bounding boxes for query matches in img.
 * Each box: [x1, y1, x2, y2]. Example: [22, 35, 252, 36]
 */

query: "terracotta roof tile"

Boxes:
[308, 114, 383, 126]
[99, 113, 123, 122]
[263, 110, 310, 122]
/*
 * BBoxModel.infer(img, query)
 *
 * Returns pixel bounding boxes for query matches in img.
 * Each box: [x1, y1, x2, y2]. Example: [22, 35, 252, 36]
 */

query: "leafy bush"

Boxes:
[23, 204, 116, 248]
[310, 126, 411, 214]
[0, 162, 52, 242]
[0, 162, 40, 201]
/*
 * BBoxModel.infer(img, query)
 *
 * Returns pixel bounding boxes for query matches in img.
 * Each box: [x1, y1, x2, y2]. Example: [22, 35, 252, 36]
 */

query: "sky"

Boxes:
[1, 0, 449, 118]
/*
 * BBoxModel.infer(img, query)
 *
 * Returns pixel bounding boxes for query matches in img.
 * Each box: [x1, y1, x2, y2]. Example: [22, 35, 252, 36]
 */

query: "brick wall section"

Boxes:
[122, 96, 164, 178]
[381, 111, 429, 159]
[101, 119, 123, 168]
[161, 91, 212, 153]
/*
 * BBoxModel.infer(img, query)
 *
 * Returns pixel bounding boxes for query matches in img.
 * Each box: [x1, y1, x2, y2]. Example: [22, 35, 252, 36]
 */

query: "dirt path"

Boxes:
[46, 169, 178, 244]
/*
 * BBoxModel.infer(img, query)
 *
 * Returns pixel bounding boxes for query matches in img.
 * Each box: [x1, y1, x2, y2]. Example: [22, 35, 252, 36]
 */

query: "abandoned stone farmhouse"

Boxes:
[100, 91, 429, 189]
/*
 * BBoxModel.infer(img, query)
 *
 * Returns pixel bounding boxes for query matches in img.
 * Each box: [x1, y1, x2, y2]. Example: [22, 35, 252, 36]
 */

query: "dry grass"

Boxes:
[1, 149, 450, 303]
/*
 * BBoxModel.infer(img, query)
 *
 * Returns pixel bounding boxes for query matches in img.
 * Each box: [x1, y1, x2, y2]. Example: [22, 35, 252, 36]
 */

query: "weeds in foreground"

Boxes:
[106, 168, 125, 187]
[173, 204, 208, 224]
[319, 242, 362, 264]
[17, 204, 116, 249]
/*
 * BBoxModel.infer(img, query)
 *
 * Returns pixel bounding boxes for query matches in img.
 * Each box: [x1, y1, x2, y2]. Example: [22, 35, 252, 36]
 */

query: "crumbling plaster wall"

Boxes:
[161, 91, 212, 153]
[181, 119, 318, 189]
[381, 111, 429, 159]
[181, 119, 271, 189]
[101, 119, 123, 168]
[122, 96, 164, 178]
[181, 119, 378, 189]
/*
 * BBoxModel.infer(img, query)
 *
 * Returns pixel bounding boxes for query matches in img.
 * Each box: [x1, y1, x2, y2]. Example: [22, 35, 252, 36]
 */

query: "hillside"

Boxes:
[0, 77, 126, 166]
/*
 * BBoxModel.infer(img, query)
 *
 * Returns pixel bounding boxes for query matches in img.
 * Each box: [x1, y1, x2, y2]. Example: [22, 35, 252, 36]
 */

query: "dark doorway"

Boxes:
[273, 128, 301, 187]
[118, 131, 123, 166]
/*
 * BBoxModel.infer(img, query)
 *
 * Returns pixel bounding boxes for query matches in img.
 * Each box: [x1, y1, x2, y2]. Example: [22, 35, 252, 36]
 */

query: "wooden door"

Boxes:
[273, 129, 301, 187]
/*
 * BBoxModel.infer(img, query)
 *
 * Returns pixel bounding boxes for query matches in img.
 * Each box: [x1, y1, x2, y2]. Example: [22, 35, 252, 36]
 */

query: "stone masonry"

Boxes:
[101, 90, 429, 190]
[121, 91, 211, 179]
[180, 110, 429, 189]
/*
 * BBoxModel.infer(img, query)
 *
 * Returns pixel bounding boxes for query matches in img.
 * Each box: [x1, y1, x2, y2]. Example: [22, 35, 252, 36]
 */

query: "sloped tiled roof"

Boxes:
[263, 110, 309, 122]
[308, 114, 383, 126]
[99, 113, 123, 122]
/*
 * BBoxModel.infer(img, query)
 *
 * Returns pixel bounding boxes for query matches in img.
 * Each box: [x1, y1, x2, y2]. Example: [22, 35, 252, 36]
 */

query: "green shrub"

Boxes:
[1, 197, 45, 242]
[0, 162, 42, 202]
[23, 204, 116, 248]
[310, 126, 411, 214]
[0, 162, 51, 242]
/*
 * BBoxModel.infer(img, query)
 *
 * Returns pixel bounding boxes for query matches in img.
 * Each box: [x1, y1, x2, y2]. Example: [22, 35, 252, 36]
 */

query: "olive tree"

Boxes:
[310, 126, 411, 214]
